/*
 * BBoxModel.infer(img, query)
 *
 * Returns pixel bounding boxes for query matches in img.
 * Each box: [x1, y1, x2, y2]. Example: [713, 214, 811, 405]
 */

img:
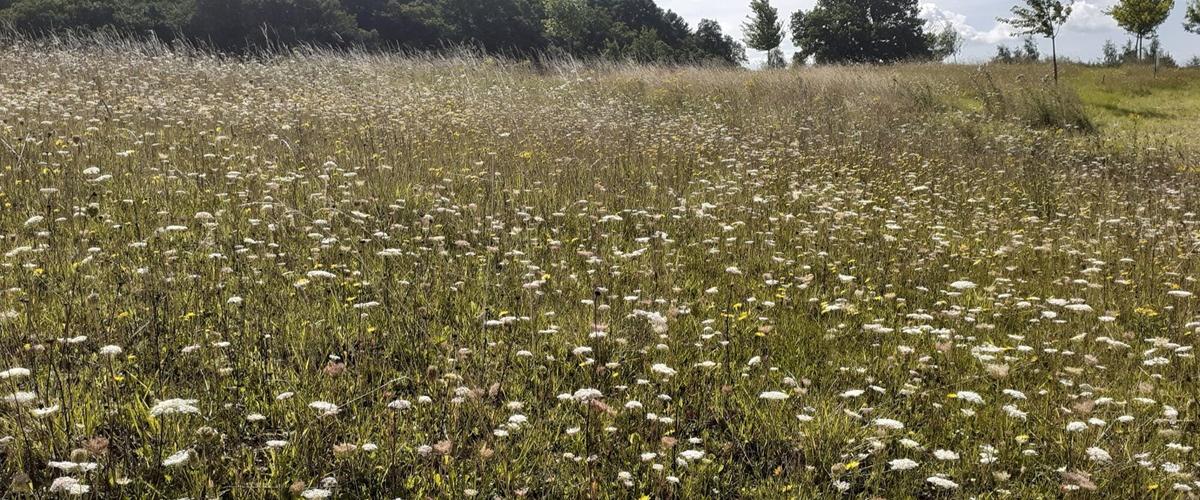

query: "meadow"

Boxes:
[2, 38, 1200, 497]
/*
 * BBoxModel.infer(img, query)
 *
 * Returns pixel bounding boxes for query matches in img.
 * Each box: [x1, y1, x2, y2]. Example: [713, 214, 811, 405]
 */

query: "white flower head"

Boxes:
[150, 398, 200, 417]
[301, 489, 333, 499]
[873, 418, 905, 430]
[1086, 446, 1112, 462]
[4, 391, 37, 406]
[758, 391, 789, 400]
[927, 476, 959, 489]
[949, 280, 976, 290]
[572, 388, 603, 402]
[650, 363, 677, 377]
[0, 367, 30, 379]
[308, 401, 339, 415]
[933, 449, 960, 461]
[162, 449, 191, 467]
[954, 391, 985, 405]
[49, 477, 90, 495]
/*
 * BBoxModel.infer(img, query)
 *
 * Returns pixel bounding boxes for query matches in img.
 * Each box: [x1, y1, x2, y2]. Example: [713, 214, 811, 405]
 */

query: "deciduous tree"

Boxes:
[1000, 0, 1072, 83]
[791, 0, 931, 64]
[1184, 0, 1199, 33]
[1107, 0, 1173, 59]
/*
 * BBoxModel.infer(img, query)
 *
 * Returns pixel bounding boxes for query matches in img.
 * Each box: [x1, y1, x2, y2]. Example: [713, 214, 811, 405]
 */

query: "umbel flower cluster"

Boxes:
[0, 41, 1198, 497]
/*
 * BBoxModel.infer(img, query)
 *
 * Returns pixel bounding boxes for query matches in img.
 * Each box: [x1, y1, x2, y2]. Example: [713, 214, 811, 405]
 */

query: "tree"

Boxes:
[626, 26, 671, 62]
[424, 0, 545, 54]
[543, 0, 703, 64]
[1000, 0, 1072, 83]
[0, 0, 765, 64]
[340, 0, 450, 49]
[1107, 0, 1174, 61]
[1, 0, 120, 33]
[926, 23, 964, 62]
[186, 0, 368, 51]
[542, 0, 612, 56]
[1101, 39, 1121, 65]
[991, 37, 1039, 63]
[741, 0, 784, 68]
[1022, 37, 1041, 60]
[790, 0, 931, 64]
[1185, 0, 1199, 33]
[691, 18, 746, 65]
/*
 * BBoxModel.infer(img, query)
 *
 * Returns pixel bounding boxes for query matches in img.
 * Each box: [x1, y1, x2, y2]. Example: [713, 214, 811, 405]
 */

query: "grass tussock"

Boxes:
[0, 38, 1199, 498]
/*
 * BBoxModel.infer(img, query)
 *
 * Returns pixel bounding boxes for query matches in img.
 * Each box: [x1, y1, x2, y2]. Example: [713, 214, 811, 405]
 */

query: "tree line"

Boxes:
[0, 0, 745, 65]
[738, 0, 1200, 79]
[1, 0, 1198, 70]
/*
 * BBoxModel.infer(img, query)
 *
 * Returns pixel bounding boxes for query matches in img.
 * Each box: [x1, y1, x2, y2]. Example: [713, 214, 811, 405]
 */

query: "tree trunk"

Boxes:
[1051, 36, 1058, 84]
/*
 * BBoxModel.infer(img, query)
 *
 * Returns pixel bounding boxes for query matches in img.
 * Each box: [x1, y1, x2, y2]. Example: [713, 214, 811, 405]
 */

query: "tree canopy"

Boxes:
[0, 0, 746, 65]
[790, 0, 931, 64]
[1107, 0, 1175, 57]
[1185, 0, 1199, 33]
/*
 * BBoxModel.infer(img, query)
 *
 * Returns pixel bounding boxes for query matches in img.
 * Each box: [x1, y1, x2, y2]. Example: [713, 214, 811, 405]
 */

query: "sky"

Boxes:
[656, 0, 1200, 66]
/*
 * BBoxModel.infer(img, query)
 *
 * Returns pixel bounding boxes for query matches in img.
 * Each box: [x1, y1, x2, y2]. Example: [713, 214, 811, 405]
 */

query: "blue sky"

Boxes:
[657, 0, 1200, 66]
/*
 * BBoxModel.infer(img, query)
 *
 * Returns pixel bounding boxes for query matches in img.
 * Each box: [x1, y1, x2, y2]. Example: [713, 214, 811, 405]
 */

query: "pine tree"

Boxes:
[741, 0, 784, 68]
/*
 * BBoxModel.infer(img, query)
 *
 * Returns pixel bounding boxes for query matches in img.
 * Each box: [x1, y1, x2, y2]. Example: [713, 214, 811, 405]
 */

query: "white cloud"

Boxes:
[919, 3, 1014, 44]
[1064, 1, 1120, 33]
[921, 1, 1120, 45]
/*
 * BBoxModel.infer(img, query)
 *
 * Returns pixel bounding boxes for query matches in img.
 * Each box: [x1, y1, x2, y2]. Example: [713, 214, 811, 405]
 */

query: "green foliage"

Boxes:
[790, 0, 931, 64]
[540, 0, 743, 64]
[1000, 0, 1071, 81]
[187, 0, 370, 50]
[1102, 37, 1177, 66]
[432, 0, 545, 53]
[0, 0, 186, 36]
[692, 18, 746, 65]
[992, 38, 1041, 63]
[765, 47, 784, 68]
[0, 0, 743, 63]
[1001, 0, 1072, 39]
[926, 23, 964, 61]
[340, 0, 448, 49]
[741, 0, 782, 52]
[1102, 39, 1121, 66]
[543, 0, 611, 55]
[1107, 0, 1174, 55]
[1184, 0, 1199, 33]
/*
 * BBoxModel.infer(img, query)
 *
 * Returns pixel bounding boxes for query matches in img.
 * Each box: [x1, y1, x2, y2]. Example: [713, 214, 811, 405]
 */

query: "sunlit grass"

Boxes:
[1, 38, 1199, 497]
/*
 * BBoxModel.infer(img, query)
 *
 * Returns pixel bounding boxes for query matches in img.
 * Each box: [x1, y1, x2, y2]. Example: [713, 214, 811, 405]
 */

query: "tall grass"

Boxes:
[0, 37, 1198, 497]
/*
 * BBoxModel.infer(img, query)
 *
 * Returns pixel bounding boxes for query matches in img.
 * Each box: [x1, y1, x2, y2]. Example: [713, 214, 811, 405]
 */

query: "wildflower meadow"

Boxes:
[2, 39, 1200, 497]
